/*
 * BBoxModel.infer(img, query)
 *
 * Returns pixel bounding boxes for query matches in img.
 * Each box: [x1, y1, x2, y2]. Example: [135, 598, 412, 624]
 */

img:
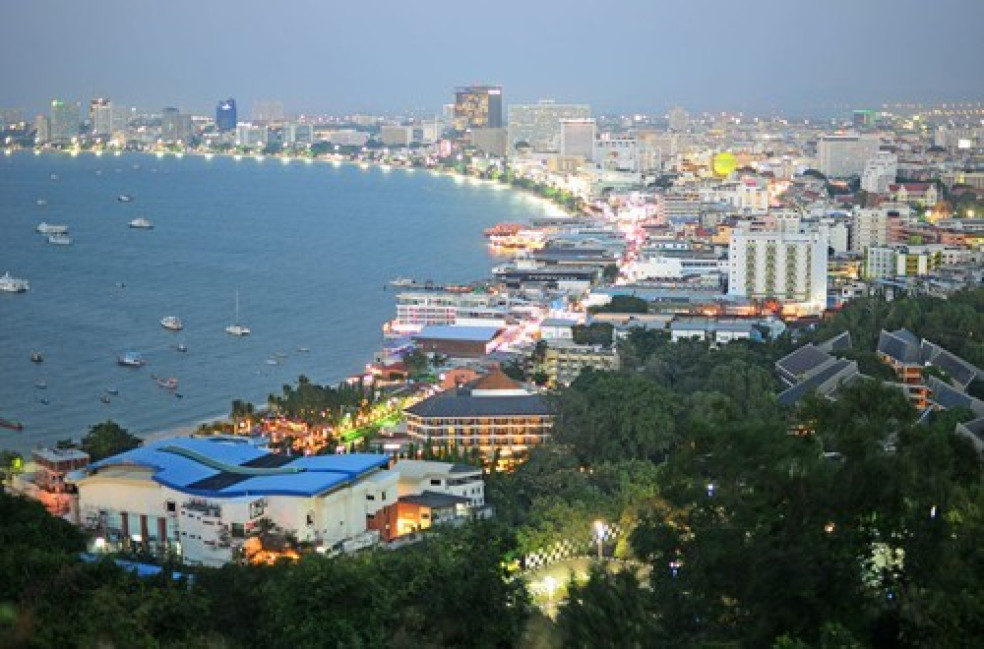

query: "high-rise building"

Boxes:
[560, 118, 596, 160]
[454, 85, 503, 130]
[89, 98, 113, 136]
[160, 107, 183, 143]
[668, 107, 690, 132]
[282, 122, 314, 146]
[728, 225, 829, 314]
[817, 132, 881, 177]
[49, 99, 80, 144]
[507, 100, 590, 152]
[34, 114, 50, 144]
[216, 99, 237, 132]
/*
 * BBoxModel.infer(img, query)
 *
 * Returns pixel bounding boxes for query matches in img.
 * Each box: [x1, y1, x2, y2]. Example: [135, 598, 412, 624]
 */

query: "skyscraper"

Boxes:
[89, 98, 113, 136]
[507, 100, 591, 152]
[454, 85, 503, 130]
[216, 98, 237, 132]
[49, 99, 80, 144]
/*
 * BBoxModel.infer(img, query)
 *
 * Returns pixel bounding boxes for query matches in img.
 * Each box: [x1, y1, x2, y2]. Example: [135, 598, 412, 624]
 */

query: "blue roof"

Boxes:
[88, 437, 389, 498]
[414, 325, 502, 342]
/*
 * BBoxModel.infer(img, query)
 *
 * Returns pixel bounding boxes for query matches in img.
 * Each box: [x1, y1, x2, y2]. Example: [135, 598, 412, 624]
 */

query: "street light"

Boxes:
[593, 520, 604, 561]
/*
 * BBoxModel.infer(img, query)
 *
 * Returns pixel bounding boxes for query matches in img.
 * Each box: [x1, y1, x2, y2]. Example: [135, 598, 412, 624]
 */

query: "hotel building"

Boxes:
[727, 225, 829, 315]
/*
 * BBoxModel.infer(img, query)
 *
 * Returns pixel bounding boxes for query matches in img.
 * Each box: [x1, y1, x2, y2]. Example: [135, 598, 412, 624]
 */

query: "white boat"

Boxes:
[47, 234, 72, 245]
[0, 271, 29, 293]
[117, 194, 134, 203]
[129, 218, 154, 229]
[161, 316, 183, 331]
[225, 291, 251, 336]
[36, 222, 69, 235]
[118, 351, 146, 367]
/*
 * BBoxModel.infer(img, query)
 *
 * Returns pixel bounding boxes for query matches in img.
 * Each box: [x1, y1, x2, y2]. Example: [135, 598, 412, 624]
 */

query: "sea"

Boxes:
[0, 151, 560, 455]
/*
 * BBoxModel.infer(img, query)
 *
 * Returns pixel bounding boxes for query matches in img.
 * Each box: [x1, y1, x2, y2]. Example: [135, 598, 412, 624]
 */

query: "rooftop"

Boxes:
[83, 436, 389, 498]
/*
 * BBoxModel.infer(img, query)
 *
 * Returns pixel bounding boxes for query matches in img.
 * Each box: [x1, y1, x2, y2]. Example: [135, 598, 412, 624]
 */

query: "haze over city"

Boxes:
[4, 0, 984, 116]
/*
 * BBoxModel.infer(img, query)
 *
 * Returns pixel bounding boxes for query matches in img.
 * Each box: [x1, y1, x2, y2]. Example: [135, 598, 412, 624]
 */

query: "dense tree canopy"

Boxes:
[80, 420, 142, 460]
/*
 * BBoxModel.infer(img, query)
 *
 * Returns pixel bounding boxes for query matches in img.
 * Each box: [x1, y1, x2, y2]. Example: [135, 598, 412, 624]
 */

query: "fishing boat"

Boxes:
[31, 351, 43, 363]
[160, 315, 183, 331]
[118, 351, 146, 367]
[0, 272, 29, 293]
[176, 343, 188, 353]
[0, 417, 24, 431]
[225, 291, 251, 336]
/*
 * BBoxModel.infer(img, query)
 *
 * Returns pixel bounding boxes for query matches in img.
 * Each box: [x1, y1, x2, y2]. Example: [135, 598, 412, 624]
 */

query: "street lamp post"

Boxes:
[594, 520, 604, 561]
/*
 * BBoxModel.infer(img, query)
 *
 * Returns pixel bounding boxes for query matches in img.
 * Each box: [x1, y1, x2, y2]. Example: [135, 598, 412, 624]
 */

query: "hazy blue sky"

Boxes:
[4, 0, 983, 117]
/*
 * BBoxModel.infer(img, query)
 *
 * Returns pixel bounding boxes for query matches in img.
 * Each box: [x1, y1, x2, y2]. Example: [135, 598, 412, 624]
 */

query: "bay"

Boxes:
[0, 151, 556, 454]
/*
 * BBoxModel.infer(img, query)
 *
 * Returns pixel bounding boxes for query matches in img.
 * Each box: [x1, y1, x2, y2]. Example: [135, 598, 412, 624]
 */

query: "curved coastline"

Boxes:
[1, 148, 571, 452]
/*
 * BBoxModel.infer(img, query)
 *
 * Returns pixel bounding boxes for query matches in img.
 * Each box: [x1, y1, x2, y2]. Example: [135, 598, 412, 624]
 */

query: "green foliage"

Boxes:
[588, 295, 649, 314]
[571, 322, 615, 346]
[80, 419, 142, 460]
[558, 566, 660, 648]
[267, 374, 380, 426]
[554, 369, 679, 465]
[403, 348, 430, 379]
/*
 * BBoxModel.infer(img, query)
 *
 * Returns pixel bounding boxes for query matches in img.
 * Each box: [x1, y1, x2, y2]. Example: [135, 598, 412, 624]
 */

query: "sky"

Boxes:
[3, 0, 983, 118]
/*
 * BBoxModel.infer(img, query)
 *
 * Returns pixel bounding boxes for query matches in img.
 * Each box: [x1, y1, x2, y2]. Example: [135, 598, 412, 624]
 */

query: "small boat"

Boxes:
[31, 352, 43, 363]
[225, 291, 251, 336]
[47, 234, 73, 246]
[0, 417, 24, 431]
[176, 343, 188, 353]
[50, 173, 59, 180]
[266, 359, 278, 366]
[36, 198, 47, 206]
[39, 397, 50, 405]
[174, 393, 184, 399]
[118, 351, 146, 367]
[35, 380, 47, 390]
[105, 387, 119, 395]
[0, 272, 30, 293]
[128, 218, 154, 229]
[297, 347, 310, 353]
[117, 194, 134, 203]
[160, 316, 183, 331]
[100, 394, 111, 404]
[389, 277, 416, 287]
[36, 222, 69, 235]
[275, 351, 288, 358]
[156, 377, 179, 390]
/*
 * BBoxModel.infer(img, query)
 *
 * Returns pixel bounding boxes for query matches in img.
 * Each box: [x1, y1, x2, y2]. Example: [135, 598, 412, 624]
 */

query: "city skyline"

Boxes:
[3, 0, 984, 118]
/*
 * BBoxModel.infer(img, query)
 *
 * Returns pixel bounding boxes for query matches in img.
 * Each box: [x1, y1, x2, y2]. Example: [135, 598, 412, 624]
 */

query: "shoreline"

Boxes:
[2, 148, 577, 455]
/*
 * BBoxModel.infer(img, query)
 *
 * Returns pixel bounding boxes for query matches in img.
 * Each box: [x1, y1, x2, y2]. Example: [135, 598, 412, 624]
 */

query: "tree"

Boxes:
[80, 420, 141, 461]
[403, 348, 430, 379]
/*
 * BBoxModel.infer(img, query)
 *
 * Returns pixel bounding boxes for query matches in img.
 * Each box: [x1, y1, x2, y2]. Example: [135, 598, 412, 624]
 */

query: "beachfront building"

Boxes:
[404, 369, 554, 468]
[71, 436, 398, 566]
[411, 325, 504, 359]
[388, 289, 509, 336]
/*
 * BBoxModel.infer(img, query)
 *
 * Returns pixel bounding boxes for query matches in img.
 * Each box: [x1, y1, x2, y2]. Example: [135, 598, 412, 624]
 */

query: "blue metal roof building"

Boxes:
[88, 436, 390, 498]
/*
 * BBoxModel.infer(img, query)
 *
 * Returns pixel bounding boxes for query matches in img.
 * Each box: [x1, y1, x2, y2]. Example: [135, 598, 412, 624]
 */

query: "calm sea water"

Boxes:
[0, 151, 556, 454]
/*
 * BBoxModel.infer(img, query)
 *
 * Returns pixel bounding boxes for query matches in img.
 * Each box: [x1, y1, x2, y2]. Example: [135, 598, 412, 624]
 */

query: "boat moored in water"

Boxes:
[36, 222, 69, 235]
[0, 417, 24, 431]
[118, 351, 146, 367]
[31, 351, 44, 363]
[160, 315, 183, 331]
[0, 272, 30, 293]
[128, 218, 154, 229]
[117, 194, 134, 203]
[47, 234, 73, 245]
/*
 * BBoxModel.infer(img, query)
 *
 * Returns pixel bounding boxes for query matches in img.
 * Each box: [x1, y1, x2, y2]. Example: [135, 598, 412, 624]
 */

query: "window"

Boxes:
[165, 500, 177, 514]
[306, 512, 315, 526]
[366, 494, 376, 501]
[430, 478, 442, 486]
